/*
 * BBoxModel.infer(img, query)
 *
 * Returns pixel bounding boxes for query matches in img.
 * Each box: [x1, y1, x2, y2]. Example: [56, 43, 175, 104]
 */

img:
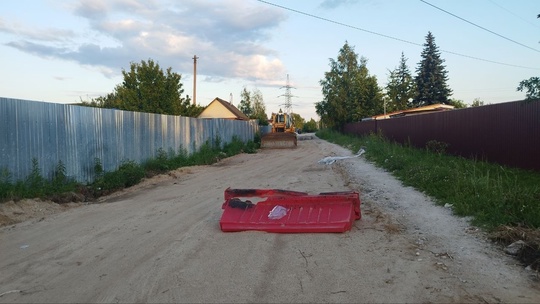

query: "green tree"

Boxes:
[385, 52, 415, 111]
[81, 92, 121, 109]
[471, 98, 485, 107]
[115, 59, 189, 114]
[517, 77, 540, 100]
[414, 32, 452, 106]
[251, 89, 269, 125]
[303, 118, 318, 132]
[182, 97, 205, 117]
[449, 99, 467, 108]
[83, 59, 198, 116]
[291, 113, 305, 131]
[316, 41, 383, 130]
[238, 87, 268, 125]
[238, 87, 253, 117]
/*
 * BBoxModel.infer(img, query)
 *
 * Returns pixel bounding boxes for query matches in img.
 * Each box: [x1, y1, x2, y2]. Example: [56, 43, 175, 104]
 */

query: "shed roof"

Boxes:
[372, 103, 454, 120]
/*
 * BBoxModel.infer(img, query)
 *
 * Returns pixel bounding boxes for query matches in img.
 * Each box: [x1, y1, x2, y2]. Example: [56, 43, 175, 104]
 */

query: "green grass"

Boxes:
[0, 136, 259, 202]
[316, 129, 540, 230]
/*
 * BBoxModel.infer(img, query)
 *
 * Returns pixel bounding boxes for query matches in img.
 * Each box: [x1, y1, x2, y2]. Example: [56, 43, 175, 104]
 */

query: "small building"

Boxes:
[197, 97, 249, 120]
[372, 103, 454, 120]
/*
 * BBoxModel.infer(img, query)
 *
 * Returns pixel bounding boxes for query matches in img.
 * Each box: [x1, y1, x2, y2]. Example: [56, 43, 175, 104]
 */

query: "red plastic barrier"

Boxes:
[220, 188, 361, 233]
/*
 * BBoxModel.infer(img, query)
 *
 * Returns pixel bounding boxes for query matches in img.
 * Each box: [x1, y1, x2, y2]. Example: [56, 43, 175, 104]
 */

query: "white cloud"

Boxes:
[98, 19, 145, 33]
[234, 54, 285, 81]
[74, 0, 109, 19]
[3, 0, 288, 84]
[0, 17, 75, 42]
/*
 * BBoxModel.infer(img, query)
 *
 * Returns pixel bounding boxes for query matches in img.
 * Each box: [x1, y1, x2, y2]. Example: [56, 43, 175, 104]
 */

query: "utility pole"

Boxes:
[192, 55, 199, 106]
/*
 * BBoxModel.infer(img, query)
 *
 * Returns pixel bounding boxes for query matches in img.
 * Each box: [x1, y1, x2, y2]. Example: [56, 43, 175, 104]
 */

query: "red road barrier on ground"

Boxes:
[220, 188, 361, 233]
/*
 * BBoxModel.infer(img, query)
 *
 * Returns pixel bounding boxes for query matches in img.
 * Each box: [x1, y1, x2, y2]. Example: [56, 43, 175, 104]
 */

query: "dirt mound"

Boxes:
[0, 199, 81, 227]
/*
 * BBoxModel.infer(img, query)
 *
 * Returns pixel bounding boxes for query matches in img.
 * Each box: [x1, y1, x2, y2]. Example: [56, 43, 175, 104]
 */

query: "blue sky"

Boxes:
[1, 0, 539, 121]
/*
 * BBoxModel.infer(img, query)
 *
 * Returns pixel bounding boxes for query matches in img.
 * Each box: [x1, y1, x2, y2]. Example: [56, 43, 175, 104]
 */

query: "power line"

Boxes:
[256, 0, 540, 70]
[487, 0, 540, 29]
[258, 0, 423, 48]
[420, 0, 540, 53]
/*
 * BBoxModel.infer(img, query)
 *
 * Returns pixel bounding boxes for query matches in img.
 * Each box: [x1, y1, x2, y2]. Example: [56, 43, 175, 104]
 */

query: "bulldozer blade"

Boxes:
[260, 132, 297, 148]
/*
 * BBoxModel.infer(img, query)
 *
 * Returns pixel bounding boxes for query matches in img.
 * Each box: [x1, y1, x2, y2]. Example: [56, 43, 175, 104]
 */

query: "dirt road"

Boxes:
[1, 136, 539, 303]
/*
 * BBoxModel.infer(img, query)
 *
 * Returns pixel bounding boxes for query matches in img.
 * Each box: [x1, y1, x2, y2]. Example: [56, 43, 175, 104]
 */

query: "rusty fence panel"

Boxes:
[0, 98, 258, 183]
[344, 100, 540, 172]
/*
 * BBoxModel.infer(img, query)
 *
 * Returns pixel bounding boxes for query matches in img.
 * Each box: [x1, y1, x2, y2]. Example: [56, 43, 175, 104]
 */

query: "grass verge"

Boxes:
[0, 135, 259, 202]
[317, 129, 540, 269]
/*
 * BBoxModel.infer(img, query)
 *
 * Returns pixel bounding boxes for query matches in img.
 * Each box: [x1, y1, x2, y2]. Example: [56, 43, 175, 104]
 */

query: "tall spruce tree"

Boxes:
[385, 52, 415, 111]
[251, 88, 269, 125]
[414, 32, 452, 106]
[238, 87, 253, 117]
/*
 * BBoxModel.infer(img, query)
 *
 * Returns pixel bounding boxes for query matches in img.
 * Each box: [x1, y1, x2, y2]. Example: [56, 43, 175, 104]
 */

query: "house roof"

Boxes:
[198, 97, 250, 120]
[372, 103, 454, 120]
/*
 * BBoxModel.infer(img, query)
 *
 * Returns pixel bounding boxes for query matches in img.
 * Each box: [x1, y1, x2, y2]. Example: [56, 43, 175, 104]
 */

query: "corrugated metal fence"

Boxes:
[0, 98, 258, 183]
[344, 100, 540, 172]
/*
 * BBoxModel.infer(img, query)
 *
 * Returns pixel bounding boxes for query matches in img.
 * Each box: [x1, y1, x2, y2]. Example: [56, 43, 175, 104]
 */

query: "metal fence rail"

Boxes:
[344, 100, 540, 172]
[0, 98, 258, 183]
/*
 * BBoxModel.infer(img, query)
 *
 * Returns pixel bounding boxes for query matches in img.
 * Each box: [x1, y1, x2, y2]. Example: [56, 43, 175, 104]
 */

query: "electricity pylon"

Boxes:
[278, 74, 296, 115]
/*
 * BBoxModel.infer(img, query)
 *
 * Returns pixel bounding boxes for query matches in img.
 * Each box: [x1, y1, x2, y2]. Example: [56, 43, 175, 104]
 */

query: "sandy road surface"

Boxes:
[0, 135, 539, 303]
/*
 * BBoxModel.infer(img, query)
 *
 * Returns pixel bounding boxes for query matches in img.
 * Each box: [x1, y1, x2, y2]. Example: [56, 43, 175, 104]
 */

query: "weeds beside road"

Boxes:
[0, 135, 259, 203]
[317, 129, 540, 269]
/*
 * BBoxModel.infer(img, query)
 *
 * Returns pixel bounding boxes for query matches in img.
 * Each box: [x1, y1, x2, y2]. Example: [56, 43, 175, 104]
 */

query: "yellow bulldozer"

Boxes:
[261, 110, 297, 148]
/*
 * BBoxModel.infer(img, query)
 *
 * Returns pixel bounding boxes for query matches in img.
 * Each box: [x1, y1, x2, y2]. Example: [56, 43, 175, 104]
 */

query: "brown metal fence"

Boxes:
[344, 100, 540, 172]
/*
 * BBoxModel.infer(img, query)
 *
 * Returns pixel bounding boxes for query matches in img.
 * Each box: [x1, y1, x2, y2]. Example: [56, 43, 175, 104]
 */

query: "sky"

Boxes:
[1, 0, 539, 121]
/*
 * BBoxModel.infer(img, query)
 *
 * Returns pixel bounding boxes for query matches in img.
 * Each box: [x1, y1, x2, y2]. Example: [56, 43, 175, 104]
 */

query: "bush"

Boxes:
[426, 140, 449, 154]
[93, 160, 145, 193]
[1, 136, 259, 202]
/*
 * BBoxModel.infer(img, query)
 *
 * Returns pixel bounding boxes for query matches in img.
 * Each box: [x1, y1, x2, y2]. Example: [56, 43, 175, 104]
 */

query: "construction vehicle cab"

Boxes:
[271, 110, 295, 133]
[261, 109, 297, 148]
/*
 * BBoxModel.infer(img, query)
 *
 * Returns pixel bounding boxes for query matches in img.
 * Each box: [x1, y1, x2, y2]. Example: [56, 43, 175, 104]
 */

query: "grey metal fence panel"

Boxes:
[0, 98, 258, 183]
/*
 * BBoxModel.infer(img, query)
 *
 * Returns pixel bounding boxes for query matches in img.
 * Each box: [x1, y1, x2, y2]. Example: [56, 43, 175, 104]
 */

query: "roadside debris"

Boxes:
[505, 240, 526, 256]
[0, 290, 22, 297]
[268, 205, 288, 219]
[220, 188, 361, 233]
[318, 148, 365, 165]
[489, 225, 540, 271]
